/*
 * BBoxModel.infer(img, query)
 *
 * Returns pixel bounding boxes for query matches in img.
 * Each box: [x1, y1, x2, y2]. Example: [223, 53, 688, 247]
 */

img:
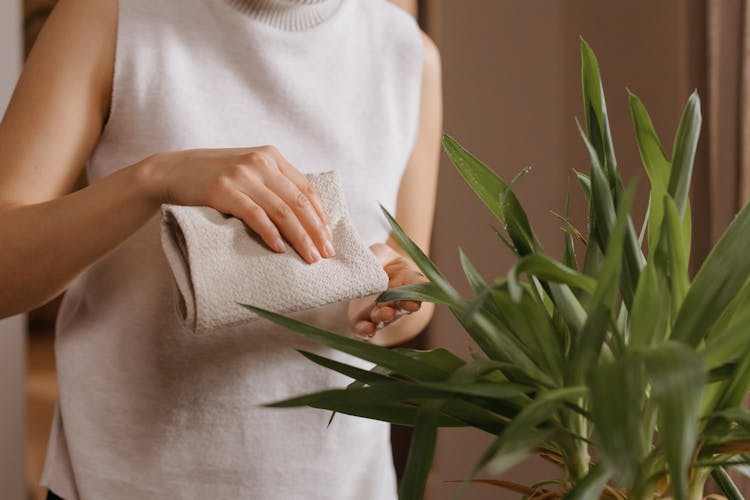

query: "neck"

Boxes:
[226, 0, 343, 31]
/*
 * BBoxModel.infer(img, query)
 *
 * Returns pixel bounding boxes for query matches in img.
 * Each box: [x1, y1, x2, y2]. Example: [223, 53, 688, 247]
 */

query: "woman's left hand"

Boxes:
[348, 242, 428, 338]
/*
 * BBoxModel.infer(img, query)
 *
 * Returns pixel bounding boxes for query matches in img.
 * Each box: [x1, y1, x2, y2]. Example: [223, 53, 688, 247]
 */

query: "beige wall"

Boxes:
[0, 2, 27, 499]
[424, 1, 705, 498]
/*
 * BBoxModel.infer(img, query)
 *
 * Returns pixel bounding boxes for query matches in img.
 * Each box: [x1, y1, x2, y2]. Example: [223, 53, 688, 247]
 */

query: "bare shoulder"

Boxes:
[0, 0, 118, 204]
[420, 31, 441, 83]
[18, 0, 119, 129]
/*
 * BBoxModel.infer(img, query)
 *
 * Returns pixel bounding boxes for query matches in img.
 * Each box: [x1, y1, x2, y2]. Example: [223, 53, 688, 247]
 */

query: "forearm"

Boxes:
[0, 159, 160, 317]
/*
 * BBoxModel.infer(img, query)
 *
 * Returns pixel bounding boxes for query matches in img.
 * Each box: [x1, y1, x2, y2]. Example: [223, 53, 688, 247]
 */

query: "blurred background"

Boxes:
[1, 0, 748, 499]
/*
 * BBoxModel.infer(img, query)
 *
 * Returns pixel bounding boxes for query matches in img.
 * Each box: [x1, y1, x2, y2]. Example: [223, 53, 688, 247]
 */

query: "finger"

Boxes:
[263, 173, 334, 259]
[370, 305, 395, 325]
[399, 300, 421, 312]
[213, 189, 286, 253]
[353, 320, 376, 337]
[245, 183, 322, 264]
[272, 151, 333, 236]
[352, 300, 378, 326]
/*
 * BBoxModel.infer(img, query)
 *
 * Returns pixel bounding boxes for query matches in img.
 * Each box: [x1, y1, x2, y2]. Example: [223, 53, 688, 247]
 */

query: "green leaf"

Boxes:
[267, 388, 462, 428]
[394, 348, 466, 375]
[469, 387, 586, 481]
[487, 428, 556, 476]
[459, 248, 489, 295]
[491, 224, 517, 255]
[574, 169, 592, 203]
[668, 91, 702, 217]
[705, 407, 750, 433]
[296, 350, 395, 384]
[642, 342, 706, 500]
[682, 202, 693, 257]
[380, 205, 537, 367]
[547, 283, 588, 336]
[441, 399, 508, 435]
[578, 118, 615, 251]
[671, 200, 750, 347]
[563, 462, 612, 500]
[378, 282, 454, 305]
[265, 379, 525, 426]
[508, 253, 596, 303]
[716, 343, 750, 411]
[628, 90, 671, 249]
[455, 302, 557, 386]
[588, 355, 647, 487]
[562, 185, 579, 270]
[443, 134, 540, 256]
[490, 285, 564, 384]
[574, 168, 604, 281]
[568, 182, 636, 384]
[703, 282, 750, 369]
[628, 262, 669, 348]
[380, 204, 461, 302]
[400, 401, 442, 500]
[654, 196, 690, 316]
[422, 381, 533, 401]
[238, 304, 448, 381]
[580, 37, 618, 185]
[577, 120, 644, 308]
[711, 467, 744, 500]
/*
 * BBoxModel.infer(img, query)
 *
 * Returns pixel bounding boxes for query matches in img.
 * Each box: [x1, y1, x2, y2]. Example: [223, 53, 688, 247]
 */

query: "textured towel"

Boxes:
[160, 170, 389, 335]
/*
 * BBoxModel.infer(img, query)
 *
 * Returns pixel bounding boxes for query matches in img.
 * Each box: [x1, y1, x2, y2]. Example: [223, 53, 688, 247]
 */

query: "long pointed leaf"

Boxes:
[581, 37, 618, 189]
[564, 462, 612, 499]
[380, 204, 461, 301]
[443, 134, 540, 256]
[628, 90, 671, 249]
[568, 183, 636, 384]
[378, 282, 454, 305]
[459, 248, 489, 294]
[588, 355, 647, 487]
[577, 121, 644, 308]
[508, 253, 596, 303]
[642, 341, 706, 500]
[654, 196, 690, 317]
[400, 401, 442, 500]
[239, 304, 448, 381]
[629, 262, 669, 348]
[668, 91, 702, 217]
[671, 200, 750, 346]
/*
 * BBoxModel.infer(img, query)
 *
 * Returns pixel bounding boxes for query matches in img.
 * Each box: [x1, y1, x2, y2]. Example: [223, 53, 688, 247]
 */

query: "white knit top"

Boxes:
[41, 1, 423, 498]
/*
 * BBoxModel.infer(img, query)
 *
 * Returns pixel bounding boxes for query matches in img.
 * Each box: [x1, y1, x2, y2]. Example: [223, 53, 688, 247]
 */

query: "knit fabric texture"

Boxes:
[160, 171, 388, 335]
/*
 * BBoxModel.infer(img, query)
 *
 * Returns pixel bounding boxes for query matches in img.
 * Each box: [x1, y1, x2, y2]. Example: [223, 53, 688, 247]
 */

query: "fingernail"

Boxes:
[323, 240, 335, 258]
[308, 243, 321, 263]
[273, 237, 285, 252]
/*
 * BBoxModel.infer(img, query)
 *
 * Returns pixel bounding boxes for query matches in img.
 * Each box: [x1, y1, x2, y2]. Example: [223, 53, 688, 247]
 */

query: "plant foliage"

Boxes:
[240, 39, 750, 499]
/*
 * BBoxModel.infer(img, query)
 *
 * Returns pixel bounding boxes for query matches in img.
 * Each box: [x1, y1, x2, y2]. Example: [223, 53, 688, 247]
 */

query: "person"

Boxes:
[0, 0, 441, 498]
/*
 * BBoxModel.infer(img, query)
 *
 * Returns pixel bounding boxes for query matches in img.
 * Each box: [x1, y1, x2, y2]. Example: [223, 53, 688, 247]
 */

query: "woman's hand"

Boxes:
[143, 145, 335, 264]
[348, 242, 428, 338]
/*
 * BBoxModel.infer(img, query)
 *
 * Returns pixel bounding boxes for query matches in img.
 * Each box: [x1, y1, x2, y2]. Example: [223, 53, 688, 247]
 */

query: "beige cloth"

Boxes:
[160, 170, 389, 335]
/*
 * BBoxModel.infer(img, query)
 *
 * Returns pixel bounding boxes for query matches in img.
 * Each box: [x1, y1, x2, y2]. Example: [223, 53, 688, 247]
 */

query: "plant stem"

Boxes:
[688, 468, 711, 500]
[568, 440, 591, 483]
[560, 405, 590, 484]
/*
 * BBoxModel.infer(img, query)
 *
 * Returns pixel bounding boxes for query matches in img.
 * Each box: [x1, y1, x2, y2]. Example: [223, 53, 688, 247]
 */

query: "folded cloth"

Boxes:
[160, 170, 389, 335]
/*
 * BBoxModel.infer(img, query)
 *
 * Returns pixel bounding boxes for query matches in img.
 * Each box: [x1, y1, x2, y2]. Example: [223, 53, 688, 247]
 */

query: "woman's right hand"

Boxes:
[143, 145, 335, 264]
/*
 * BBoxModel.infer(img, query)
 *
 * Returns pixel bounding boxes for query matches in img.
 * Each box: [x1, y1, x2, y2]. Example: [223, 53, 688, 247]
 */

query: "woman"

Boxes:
[0, 0, 441, 498]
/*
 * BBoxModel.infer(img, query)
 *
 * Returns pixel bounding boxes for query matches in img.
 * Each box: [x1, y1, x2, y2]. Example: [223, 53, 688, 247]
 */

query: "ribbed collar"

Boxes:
[225, 0, 344, 31]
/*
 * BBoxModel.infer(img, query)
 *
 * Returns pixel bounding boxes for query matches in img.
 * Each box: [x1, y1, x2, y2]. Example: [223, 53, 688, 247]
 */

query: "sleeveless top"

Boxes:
[41, 1, 423, 498]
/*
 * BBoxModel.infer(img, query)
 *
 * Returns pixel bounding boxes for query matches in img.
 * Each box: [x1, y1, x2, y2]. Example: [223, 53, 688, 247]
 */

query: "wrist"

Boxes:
[130, 153, 168, 206]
